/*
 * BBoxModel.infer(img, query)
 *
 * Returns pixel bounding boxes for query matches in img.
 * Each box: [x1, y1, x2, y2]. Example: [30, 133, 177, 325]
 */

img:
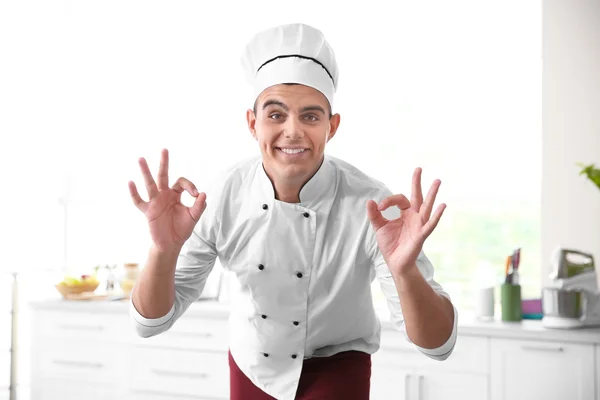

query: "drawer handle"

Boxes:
[152, 368, 209, 379]
[53, 360, 104, 369]
[521, 345, 564, 352]
[57, 324, 104, 331]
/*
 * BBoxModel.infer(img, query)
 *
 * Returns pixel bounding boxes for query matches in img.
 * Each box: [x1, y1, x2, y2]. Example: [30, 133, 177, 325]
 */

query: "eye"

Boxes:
[304, 115, 318, 122]
[269, 113, 283, 120]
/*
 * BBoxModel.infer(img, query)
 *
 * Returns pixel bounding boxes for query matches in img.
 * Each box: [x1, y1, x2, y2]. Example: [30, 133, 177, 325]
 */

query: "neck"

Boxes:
[264, 156, 324, 204]
[273, 181, 302, 203]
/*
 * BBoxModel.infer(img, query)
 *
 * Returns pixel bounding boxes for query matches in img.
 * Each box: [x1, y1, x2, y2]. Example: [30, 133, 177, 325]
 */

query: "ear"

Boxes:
[246, 109, 258, 140]
[327, 113, 341, 142]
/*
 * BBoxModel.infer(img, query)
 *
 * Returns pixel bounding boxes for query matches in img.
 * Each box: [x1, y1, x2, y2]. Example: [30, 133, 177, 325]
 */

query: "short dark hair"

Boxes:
[253, 83, 333, 119]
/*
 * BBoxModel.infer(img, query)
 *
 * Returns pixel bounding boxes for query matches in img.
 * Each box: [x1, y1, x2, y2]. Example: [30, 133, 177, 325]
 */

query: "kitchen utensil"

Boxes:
[504, 256, 512, 284]
[511, 248, 521, 285]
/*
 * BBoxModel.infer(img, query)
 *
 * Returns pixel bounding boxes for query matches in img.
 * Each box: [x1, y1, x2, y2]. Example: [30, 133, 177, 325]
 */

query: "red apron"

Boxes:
[229, 350, 371, 399]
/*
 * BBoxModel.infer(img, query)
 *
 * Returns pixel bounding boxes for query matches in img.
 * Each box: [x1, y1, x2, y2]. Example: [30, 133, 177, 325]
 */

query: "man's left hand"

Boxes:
[366, 167, 446, 278]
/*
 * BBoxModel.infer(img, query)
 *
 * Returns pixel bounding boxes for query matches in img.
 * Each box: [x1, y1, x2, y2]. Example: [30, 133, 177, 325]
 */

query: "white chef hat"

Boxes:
[240, 23, 339, 108]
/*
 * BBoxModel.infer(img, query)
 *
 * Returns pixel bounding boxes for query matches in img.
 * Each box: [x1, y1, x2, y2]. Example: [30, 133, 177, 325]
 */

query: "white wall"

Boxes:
[542, 0, 600, 286]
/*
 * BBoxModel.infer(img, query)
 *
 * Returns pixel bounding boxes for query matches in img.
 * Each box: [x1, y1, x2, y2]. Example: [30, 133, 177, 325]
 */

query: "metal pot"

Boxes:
[542, 288, 584, 319]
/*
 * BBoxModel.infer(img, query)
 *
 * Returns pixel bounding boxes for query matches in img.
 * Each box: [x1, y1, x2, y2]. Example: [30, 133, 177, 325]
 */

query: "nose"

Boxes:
[283, 118, 304, 140]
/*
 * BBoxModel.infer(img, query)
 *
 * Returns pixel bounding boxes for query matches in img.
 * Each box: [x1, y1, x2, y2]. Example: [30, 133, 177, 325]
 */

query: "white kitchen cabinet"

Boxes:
[128, 390, 226, 400]
[596, 345, 600, 400]
[370, 364, 412, 399]
[30, 379, 121, 400]
[31, 338, 128, 384]
[129, 347, 229, 399]
[490, 338, 595, 400]
[371, 332, 489, 400]
[417, 371, 487, 400]
[28, 300, 600, 400]
[371, 363, 488, 400]
[29, 304, 230, 400]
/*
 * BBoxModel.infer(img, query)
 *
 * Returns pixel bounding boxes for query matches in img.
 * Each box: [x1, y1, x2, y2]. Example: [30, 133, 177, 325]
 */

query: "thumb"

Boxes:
[189, 192, 207, 222]
[366, 199, 388, 232]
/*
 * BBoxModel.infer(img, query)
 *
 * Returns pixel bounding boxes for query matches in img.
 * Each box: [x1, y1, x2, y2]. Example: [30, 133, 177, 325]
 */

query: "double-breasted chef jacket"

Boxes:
[131, 154, 459, 400]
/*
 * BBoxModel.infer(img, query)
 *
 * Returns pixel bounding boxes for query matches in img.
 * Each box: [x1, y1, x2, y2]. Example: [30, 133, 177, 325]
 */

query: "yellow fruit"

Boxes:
[64, 277, 81, 286]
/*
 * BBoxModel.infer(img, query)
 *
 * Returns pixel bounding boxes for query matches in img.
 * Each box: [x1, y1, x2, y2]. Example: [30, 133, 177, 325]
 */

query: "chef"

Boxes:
[129, 23, 458, 400]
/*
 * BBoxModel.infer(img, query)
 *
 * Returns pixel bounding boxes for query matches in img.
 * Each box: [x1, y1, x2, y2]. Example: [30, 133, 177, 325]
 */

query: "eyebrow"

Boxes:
[262, 100, 326, 115]
[299, 105, 326, 115]
[262, 99, 288, 111]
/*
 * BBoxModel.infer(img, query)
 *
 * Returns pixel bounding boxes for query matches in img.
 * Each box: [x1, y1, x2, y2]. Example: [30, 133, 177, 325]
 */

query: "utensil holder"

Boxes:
[501, 283, 522, 322]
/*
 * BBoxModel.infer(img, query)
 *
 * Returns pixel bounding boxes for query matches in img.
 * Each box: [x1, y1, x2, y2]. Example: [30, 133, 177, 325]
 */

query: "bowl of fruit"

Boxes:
[55, 274, 100, 299]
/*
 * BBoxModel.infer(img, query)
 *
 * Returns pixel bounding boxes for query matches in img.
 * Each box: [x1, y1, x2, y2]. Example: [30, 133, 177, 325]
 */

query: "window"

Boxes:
[3, 0, 541, 313]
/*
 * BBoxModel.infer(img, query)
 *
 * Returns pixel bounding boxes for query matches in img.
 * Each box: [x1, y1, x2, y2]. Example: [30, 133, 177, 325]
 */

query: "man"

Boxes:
[129, 23, 457, 400]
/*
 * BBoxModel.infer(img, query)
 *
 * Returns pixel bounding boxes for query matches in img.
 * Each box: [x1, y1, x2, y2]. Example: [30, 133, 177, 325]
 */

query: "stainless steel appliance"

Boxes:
[542, 247, 600, 329]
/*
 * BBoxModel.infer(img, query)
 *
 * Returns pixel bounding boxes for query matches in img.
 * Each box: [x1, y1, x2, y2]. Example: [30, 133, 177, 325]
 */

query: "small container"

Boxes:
[123, 263, 140, 280]
[475, 286, 495, 320]
[501, 283, 522, 322]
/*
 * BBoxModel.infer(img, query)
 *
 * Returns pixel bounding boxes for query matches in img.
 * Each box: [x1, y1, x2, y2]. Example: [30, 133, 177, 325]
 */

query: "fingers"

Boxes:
[138, 157, 159, 198]
[423, 203, 446, 237]
[189, 192, 207, 222]
[411, 167, 423, 212]
[172, 177, 199, 197]
[157, 148, 169, 190]
[128, 181, 148, 212]
[378, 194, 411, 211]
[420, 179, 441, 220]
[366, 199, 389, 232]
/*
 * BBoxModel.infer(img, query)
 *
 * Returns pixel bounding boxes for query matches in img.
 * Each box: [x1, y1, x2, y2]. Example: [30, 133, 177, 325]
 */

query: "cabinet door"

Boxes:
[30, 379, 120, 400]
[129, 389, 227, 400]
[418, 371, 488, 400]
[129, 346, 229, 399]
[370, 363, 413, 400]
[490, 338, 594, 400]
[32, 338, 127, 384]
[378, 331, 489, 375]
[596, 345, 600, 400]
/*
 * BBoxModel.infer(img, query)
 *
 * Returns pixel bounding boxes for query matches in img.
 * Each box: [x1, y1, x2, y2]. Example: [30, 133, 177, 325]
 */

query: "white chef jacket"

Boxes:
[131, 154, 458, 400]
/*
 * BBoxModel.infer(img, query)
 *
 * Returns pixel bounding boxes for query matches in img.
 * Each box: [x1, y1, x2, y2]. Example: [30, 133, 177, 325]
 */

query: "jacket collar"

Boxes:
[255, 154, 337, 210]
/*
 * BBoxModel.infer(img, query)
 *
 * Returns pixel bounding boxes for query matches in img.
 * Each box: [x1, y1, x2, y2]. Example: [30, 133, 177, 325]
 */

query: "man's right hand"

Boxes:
[128, 148, 207, 253]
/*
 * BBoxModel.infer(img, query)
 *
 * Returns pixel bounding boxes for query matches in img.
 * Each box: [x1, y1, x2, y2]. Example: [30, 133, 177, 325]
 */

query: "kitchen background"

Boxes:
[1, 0, 599, 399]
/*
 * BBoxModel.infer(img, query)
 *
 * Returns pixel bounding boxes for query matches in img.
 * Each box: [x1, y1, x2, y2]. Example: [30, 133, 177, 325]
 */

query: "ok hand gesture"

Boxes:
[367, 167, 446, 277]
[128, 149, 207, 252]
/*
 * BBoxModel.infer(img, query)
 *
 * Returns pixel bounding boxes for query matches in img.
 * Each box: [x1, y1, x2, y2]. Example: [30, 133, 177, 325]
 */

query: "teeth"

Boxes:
[280, 148, 306, 154]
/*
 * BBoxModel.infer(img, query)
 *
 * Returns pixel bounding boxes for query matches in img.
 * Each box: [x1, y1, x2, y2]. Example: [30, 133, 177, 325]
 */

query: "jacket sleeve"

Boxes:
[368, 187, 458, 361]
[130, 180, 222, 338]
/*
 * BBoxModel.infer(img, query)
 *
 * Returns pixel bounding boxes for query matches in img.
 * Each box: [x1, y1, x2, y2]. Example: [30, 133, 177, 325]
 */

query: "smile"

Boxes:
[276, 148, 309, 156]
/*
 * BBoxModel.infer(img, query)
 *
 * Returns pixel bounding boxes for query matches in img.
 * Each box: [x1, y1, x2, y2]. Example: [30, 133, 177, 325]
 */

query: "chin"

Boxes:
[277, 163, 309, 179]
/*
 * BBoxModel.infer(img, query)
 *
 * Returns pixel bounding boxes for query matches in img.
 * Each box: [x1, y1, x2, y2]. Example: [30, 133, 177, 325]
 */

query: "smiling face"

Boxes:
[246, 84, 341, 189]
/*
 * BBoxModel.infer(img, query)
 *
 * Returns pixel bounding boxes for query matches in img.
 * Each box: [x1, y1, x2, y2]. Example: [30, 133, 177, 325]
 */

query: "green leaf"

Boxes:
[578, 163, 600, 191]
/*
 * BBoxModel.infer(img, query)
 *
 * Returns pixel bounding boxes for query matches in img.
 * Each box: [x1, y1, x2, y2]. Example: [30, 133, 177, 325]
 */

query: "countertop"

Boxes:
[29, 298, 600, 345]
